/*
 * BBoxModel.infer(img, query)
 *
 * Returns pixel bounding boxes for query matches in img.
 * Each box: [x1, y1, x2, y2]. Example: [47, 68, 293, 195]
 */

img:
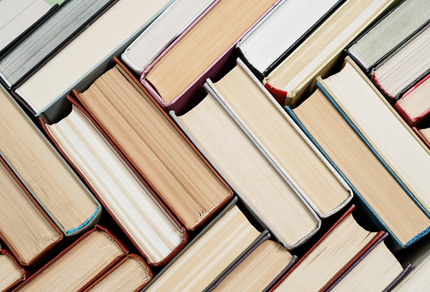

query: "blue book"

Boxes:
[285, 81, 430, 250]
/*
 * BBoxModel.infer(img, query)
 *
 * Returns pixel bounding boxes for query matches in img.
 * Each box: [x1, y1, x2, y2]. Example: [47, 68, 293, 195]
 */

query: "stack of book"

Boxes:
[2, 0, 430, 290]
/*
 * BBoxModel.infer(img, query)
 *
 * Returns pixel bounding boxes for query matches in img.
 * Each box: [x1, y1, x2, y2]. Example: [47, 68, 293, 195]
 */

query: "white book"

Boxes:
[122, 0, 215, 75]
[14, 0, 172, 115]
[236, 0, 341, 77]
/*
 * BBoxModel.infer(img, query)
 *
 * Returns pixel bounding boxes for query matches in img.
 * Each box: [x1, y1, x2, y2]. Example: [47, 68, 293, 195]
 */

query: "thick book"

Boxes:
[269, 205, 386, 291]
[326, 233, 411, 292]
[0, 84, 100, 237]
[347, 0, 430, 73]
[203, 58, 353, 218]
[236, 0, 342, 80]
[0, 248, 30, 292]
[372, 23, 430, 101]
[13, 225, 129, 292]
[122, 0, 215, 75]
[320, 57, 430, 226]
[141, 0, 280, 114]
[13, 0, 173, 117]
[0, 0, 63, 54]
[0, 156, 63, 267]
[287, 66, 430, 249]
[395, 72, 430, 126]
[207, 234, 298, 292]
[172, 82, 322, 249]
[40, 96, 188, 266]
[0, 0, 116, 89]
[143, 197, 294, 291]
[69, 57, 232, 231]
[262, 0, 394, 107]
[83, 254, 152, 291]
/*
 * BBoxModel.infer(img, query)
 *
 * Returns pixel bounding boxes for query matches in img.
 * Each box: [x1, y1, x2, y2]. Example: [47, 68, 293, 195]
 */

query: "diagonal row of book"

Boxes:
[2, 0, 430, 290]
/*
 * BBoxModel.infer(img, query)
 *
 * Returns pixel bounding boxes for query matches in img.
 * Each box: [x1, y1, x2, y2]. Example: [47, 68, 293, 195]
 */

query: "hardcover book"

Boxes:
[347, 0, 430, 72]
[13, 225, 129, 292]
[40, 96, 188, 266]
[141, 0, 280, 114]
[0, 84, 100, 237]
[69, 57, 232, 231]
[204, 58, 353, 218]
[0, 156, 63, 267]
[122, 0, 215, 75]
[262, 0, 394, 107]
[287, 60, 430, 249]
[236, 0, 342, 80]
[172, 83, 321, 249]
[270, 205, 386, 291]
[0, 248, 29, 292]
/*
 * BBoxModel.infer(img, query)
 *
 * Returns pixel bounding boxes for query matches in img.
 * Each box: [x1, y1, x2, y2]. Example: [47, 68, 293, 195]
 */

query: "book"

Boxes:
[416, 126, 430, 149]
[84, 254, 152, 291]
[0, 84, 100, 236]
[142, 0, 279, 114]
[289, 68, 430, 248]
[14, 225, 128, 291]
[143, 198, 278, 291]
[0, 0, 63, 53]
[236, 0, 342, 80]
[14, 0, 173, 115]
[321, 57, 430, 220]
[0, 0, 115, 88]
[270, 206, 385, 291]
[122, 0, 215, 75]
[71, 58, 232, 231]
[0, 156, 62, 266]
[372, 23, 430, 100]
[395, 72, 430, 126]
[326, 233, 410, 292]
[0, 249, 29, 292]
[263, 0, 394, 107]
[41, 99, 188, 266]
[174, 84, 321, 248]
[393, 235, 430, 291]
[205, 58, 353, 218]
[347, 0, 430, 72]
[208, 235, 297, 292]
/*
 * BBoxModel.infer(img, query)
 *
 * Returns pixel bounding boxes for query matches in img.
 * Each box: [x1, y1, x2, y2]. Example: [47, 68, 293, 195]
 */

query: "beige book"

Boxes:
[398, 75, 430, 119]
[15, 0, 171, 114]
[177, 92, 319, 247]
[86, 256, 151, 292]
[321, 58, 430, 214]
[264, 0, 394, 107]
[144, 0, 278, 103]
[421, 128, 430, 141]
[46, 105, 185, 264]
[274, 214, 375, 291]
[0, 253, 23, 291]
[210, 59, 352, 217]
[213, 240, 292, 292]
[18, 229, 124, 292]
[331, 242, 403, 292]
[0, 86, 98, 235]
[0, 161, 61, 265]
[77, 65, 231, 230]
[293, 89, 430, 245]
[373, 24, 430, 97]
[145, 206, 259, 291]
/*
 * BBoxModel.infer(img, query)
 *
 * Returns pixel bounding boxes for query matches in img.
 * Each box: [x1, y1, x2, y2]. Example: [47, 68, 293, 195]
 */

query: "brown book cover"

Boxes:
[83, 254, 153, 292]
[269, 205, 386, 292]
[12, 225, 128, 292]
[69, 56, 233, 231]
[39, 96, 189, 267]
[0, 249, 30, 292]
[0, 156, 63, 267]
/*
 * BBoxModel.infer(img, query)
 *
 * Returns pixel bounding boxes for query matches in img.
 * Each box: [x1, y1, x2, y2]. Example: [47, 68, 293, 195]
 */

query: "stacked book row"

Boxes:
[1, 0, 430, 291]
